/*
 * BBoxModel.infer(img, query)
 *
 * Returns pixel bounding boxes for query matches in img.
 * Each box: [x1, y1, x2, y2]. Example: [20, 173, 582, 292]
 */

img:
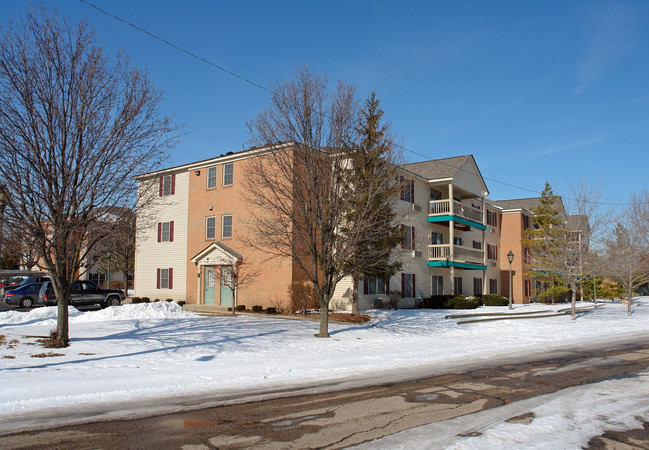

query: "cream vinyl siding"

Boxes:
[134, 171, 189, 301]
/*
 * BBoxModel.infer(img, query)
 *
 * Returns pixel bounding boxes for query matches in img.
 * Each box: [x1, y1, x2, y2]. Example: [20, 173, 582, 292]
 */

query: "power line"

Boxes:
[78, 0, 630, 207]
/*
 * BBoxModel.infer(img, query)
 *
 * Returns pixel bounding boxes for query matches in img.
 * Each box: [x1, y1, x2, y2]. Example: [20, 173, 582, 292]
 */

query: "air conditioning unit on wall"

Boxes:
[411, 203, 422, 212]
[489, 227, 496, 233]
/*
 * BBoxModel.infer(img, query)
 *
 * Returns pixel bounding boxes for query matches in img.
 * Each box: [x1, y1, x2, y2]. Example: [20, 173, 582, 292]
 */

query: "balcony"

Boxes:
[428, 200, 485, 229]
[428, 244, 486, 269]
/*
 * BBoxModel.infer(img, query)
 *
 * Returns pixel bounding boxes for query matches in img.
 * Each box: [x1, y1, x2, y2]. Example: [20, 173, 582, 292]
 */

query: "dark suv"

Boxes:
[39, 280, 124, 308]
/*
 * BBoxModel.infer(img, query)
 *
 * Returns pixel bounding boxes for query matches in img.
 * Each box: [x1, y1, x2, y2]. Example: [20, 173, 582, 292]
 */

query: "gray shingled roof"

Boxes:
[489, 197, 543, 211]
[490, 197, 567, 217]
[402, 155, 471, 180]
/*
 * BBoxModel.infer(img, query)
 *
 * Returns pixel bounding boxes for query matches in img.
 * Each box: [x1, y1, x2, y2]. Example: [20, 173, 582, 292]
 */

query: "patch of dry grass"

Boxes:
[31, 352, 65, 358]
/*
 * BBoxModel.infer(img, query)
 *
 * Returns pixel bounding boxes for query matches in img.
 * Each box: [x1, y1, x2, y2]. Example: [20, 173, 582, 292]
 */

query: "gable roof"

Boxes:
[191, 241, 243, 265]
[490, 196, 567, 217]
[402, 155, 472, 180]
[489, 198, 543, 212]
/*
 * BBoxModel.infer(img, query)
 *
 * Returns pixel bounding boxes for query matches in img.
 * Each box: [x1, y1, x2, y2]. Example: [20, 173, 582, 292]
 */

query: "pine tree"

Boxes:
[342, 92, 403, 314]
[522, 183, 568, 303]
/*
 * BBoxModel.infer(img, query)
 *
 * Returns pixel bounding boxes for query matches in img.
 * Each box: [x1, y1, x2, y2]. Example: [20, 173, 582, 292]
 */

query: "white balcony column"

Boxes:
[482, 198, 488, 295]
[449, 183, 455, 295]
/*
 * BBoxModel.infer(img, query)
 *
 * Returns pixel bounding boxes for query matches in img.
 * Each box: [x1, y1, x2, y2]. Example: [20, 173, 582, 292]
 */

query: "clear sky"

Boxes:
[1, 1, 647, 209]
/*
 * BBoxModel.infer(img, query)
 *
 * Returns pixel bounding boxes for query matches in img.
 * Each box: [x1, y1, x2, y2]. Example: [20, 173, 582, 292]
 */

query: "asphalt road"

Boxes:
[1, 339, 649, 449]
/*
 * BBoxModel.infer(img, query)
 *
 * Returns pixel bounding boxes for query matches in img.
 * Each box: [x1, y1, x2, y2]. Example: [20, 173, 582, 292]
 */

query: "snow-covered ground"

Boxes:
[1, 299, 649, 446]
[360, 368, 649, 449]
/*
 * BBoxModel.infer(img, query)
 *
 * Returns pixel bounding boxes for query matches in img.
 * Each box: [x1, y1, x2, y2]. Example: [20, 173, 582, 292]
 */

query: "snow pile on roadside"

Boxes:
[0, 306, 83, 325]
[0, 302, 195, 326]
[71, 301, 195, 323]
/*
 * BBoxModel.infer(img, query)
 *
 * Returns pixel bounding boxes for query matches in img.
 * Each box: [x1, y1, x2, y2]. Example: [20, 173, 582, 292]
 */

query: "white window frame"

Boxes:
[160, 268, 170, 289]
[222, 214, 232, 238]
[161, 222, 171, 242]
[162, 175, 172, 196]
[432, 275, 443, 296]
[223, 163, 233, 186]
[206, 216, 216, 240]
[404, 273, 414, 298]
[207, 166, 217, 189]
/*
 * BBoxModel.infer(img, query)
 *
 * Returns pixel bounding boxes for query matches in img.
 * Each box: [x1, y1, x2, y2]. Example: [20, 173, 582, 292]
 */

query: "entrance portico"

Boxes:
[191, 242, 242, 306]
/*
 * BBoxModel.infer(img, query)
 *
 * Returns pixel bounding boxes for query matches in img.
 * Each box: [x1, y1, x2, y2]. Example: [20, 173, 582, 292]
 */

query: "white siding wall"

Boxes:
[134, 171, 189, 301]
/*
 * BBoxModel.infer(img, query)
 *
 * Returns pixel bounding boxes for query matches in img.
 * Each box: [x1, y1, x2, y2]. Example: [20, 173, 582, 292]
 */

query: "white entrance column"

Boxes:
[449, 183, 455, 295]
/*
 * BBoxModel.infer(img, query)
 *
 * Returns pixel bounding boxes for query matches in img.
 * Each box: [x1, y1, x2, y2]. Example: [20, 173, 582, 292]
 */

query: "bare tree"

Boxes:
[216, 257, 260, 315]
[603, 221, 649, 315]
[89, 208, 136, 293]
[0, 8, 176, 346]
[244, 67, 401, 337]
[524, 182, 612, 319]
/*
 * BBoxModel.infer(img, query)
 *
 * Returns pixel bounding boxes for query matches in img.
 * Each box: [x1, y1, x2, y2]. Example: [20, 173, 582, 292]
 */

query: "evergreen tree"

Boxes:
[342, 92, 403, 314]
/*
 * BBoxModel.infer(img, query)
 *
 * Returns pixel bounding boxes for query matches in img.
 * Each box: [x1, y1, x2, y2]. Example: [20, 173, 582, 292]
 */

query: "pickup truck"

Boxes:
[39, 280, 124, 308]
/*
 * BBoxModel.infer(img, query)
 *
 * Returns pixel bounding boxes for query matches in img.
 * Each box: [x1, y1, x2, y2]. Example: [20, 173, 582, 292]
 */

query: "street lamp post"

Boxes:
[507, 250, 514, 310]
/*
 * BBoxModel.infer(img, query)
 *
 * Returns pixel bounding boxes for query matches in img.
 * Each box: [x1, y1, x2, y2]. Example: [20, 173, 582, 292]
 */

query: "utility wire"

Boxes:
[78, 0, 629, 207]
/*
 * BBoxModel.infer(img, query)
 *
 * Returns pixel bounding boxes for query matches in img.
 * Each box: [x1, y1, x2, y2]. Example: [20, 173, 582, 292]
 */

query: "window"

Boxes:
[157, 268, 173, 289]
[207, 166, 217, 189]
[223, 163, 233, 186]
[454, 277, 463, 295]
[157, 221, 174, 242]
[523, 247, 530, 264]
[206, 216, 216, 240]
[487, 244, 498, 260]
[453, 237, 462, 246]
[159, 174, 175, 196]
[400, 177, 414, 203]
[401, 273, 415, 298]
[473, 278, 483, 296]
[431, 232, 443, 245]
[524, 279, 531, 297]
[364, 277, 388, 295]
[487, 210, 498, 227]
[432, 275, 443, 295]
[489, 278, 498, 294]
[472, 240, 482, 250]
[222, 214, 232, 238]
[429, 189, 442, 201]
[401, 225, 415, 250]
[523, 215, 530, 230]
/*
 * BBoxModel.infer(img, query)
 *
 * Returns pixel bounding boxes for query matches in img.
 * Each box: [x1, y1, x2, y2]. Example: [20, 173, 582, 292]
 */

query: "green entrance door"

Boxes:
[220, 265, 233, 307]
[203, 266, 216, 305]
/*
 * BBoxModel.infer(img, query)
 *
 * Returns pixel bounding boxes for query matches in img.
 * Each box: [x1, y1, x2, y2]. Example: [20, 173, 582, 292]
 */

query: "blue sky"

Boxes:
[1, 1, 647, 208]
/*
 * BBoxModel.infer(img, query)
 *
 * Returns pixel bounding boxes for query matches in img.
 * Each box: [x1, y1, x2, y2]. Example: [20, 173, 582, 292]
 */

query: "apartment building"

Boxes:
[331, 155, 501, 309]
[135, 144, 578, 310]
[134, 143, 302, 308]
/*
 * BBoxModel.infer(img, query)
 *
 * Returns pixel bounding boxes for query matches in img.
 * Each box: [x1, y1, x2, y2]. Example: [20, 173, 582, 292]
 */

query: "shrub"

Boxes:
[386, 291, 401, 310]
[131, 297, 142, 304]
[480, 294, 508, 306]
[252, 305, 263, 312]
[165, 298, 174, 302]
[154, 298, 160, 302]
[447, 295, 481, 309]
[266, 307, 277, 314]
[236, 304, 246, 312]
[420, 295, 454, 309]
[141, 297, 150, 303]
[289, 281, 318, 314]
[177, 300, 185, 307]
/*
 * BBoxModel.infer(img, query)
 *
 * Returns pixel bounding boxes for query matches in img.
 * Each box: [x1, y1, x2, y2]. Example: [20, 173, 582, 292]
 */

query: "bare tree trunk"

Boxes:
[351, 273, 359, 316]
[570, 284, 576, 320]
[318, 297, 330, 337]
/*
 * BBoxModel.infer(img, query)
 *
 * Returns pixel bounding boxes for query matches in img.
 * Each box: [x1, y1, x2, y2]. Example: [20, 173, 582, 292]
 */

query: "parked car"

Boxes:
[3, 282, 45, 308]
[39, 280, 124, 308]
